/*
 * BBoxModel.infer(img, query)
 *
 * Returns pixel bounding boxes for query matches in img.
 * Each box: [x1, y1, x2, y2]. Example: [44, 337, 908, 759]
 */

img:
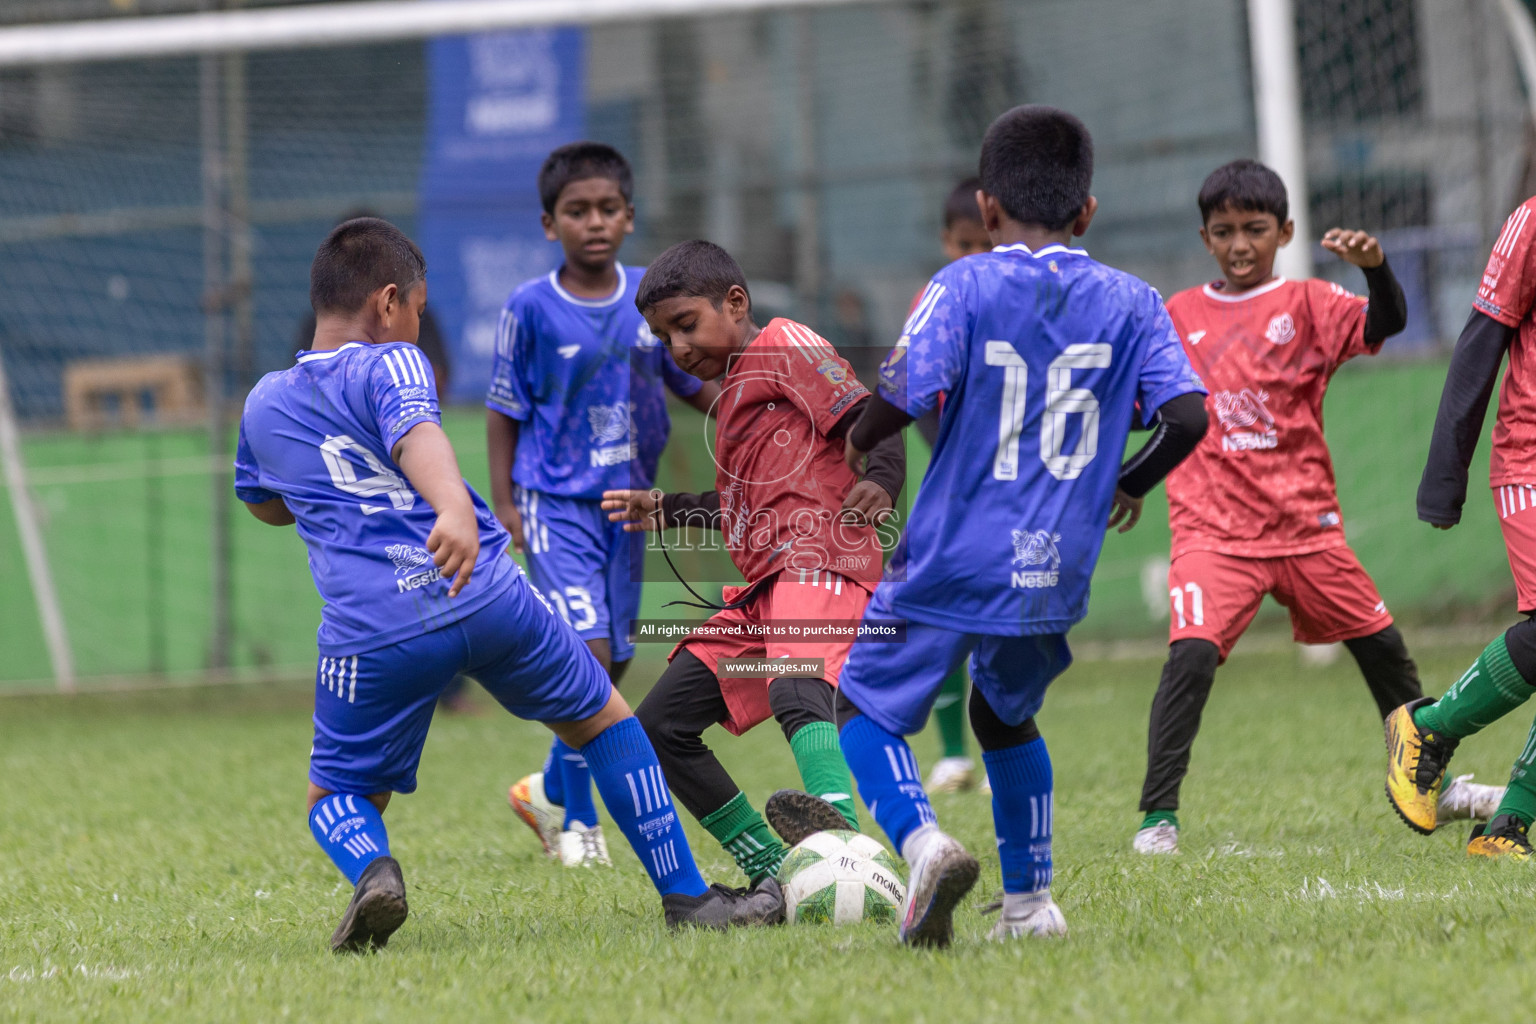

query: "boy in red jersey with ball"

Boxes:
[1135, 159, 1502, 854]
[1386, 193, 1536, 855]
[603, 240, 905, 886]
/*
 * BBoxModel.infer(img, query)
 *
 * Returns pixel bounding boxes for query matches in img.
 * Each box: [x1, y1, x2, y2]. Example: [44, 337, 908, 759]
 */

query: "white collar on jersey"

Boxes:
[1201, 276, 1288, 303]
[296, 341, 369, 363]
[548, 263, 628, 308]
[992, 242, 1090, 258]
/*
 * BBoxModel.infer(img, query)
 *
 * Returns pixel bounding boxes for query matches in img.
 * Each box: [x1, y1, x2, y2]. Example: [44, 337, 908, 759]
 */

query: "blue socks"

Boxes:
[553, 737, 598, 830]
[579, 717, 708, 897]
[983, 738, 1053, 893]
[838, 713, 937, 852]
[541, 740, 565, 806]
[309, 793, 391, 885]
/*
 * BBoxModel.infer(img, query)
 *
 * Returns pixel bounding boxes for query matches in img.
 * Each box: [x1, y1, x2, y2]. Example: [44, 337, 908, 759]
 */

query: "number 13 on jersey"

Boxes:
[986, 341, 1112, 482]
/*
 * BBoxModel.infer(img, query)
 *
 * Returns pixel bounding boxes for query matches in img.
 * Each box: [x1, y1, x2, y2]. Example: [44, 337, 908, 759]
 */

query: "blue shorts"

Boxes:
[838, 583, 1073, 737]
[309, 571, 612, 795]
[516, 487, 642, 663]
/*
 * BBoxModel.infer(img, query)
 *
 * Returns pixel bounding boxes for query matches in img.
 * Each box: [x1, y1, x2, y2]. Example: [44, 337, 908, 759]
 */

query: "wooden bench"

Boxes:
[63, 355, 205, 431]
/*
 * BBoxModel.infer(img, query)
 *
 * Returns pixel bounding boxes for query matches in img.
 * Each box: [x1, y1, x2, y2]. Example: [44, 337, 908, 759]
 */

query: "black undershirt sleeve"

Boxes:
[834, 396, 907, 502]
[860, 431, 906, 502]
[846, 391, 916, 453]
[1362, 258, 1408, 344]
[659, 490, 723, 531]
[1417, 309, 1515, 525]
[1117, 391, 1209, 499]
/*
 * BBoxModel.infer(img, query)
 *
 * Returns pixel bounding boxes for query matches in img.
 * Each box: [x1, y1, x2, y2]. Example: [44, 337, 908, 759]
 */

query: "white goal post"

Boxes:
[0, 0, 872, 67]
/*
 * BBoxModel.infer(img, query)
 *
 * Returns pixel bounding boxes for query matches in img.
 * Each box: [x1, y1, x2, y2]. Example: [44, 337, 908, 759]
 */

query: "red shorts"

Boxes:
[672, 570, 870, 737]
[1167, 547, 1392, 661]
[1496, 485, 1536, 613]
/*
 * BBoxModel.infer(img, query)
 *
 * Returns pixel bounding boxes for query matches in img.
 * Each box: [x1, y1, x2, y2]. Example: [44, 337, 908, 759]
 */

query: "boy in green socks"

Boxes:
[1389, 194, 1536, 854]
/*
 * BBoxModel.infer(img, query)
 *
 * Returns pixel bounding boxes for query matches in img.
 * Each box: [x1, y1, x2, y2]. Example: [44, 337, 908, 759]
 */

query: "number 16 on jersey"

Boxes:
[987, 341, 1112, 483]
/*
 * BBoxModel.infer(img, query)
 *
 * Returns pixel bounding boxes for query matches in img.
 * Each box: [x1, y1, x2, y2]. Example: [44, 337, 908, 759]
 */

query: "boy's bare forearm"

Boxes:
[394, 422, 475, 516]
[683, 381, 722, 417]
[244, 497, 295, 526]
[485, 410, 519, 508]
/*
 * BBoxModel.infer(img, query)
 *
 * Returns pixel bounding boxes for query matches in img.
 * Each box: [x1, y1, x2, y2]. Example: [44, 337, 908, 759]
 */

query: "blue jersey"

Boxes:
[485, 263, 704, 499]
[235, 341, 517, 657]
[879, 243, 1205, 635]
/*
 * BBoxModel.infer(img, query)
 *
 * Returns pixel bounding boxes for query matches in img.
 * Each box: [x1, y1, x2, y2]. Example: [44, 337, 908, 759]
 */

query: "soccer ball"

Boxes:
[776, 829, 906, 925]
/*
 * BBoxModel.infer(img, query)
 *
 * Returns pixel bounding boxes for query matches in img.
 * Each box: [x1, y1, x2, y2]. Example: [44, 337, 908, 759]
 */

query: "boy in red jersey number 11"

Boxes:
[1134, 160, 1502, 855]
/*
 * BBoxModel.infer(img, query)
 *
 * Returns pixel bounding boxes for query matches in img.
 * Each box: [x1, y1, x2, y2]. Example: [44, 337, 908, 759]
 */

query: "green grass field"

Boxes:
[6, 640, 1536, 1022]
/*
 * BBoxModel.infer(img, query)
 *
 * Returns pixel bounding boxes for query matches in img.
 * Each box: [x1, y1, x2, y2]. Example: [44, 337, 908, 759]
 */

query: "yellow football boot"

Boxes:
[1467, 815, 1533, 860]
[1384, 698, 1458, 835]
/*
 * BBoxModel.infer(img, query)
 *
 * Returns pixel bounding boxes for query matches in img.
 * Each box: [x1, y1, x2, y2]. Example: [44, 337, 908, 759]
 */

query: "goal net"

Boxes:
[0, 0, 1527, 689]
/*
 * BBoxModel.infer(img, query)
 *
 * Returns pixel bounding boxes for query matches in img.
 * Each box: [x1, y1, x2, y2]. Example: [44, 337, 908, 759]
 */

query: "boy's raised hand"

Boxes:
[1321, 228, 1384, 269]
[842, 480, 894, 525]
[602, 488, 665, 532]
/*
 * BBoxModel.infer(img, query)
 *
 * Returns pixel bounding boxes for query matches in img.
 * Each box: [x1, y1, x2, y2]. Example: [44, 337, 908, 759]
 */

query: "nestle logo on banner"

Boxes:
[465, 32, 559, 136]
[467, 94, 557, 135]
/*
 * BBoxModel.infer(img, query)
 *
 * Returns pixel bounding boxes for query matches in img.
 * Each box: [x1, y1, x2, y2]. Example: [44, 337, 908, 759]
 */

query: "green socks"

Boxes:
[701, 792, 785, 885]
[1140, 809, 1178, 830]
[1493, 721, 1536, 828]
[932, 670, 969, 760]
[789, 721, 859, 829]
[1413, 635, 1533, 741]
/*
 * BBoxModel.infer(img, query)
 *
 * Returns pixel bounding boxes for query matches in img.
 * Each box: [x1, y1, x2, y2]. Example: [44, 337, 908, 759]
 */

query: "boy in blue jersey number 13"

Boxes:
[830, 107, 1209, 947]
[486, 143, 719, 868]
[236, 219, 779, 951]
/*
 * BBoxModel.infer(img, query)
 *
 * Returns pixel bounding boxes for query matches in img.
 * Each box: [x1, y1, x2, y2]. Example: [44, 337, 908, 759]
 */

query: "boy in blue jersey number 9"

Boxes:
[828, 107, 1210, 947]
[236, 219, 779, 950]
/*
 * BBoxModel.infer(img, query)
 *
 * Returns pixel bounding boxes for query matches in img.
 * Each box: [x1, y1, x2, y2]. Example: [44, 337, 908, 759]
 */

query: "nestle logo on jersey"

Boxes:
[590, 443, 637, 467]
[1214, 389, 1278, 452]
[1010, 529, 1061, 589]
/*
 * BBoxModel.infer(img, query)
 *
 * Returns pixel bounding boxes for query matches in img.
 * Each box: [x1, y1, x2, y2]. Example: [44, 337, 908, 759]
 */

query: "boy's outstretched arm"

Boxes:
[1110, 392, 1209, 533]
[1321, 228, 1407, 343]
[1417, 310, 1515, 527]
[244, 497, 295, 526]
[601, 488, 724, 533]
[392, 421, 479, 597]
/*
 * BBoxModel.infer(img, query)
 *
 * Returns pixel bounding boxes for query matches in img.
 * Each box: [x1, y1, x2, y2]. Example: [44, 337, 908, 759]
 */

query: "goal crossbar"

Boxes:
[0, 0, 871, 67]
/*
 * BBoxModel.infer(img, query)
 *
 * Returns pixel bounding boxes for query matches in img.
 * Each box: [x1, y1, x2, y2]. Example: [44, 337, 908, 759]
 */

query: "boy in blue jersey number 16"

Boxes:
[236, 218, 779, 951]
[823, 106, 1210, 948]
[486, 143, 719, 869]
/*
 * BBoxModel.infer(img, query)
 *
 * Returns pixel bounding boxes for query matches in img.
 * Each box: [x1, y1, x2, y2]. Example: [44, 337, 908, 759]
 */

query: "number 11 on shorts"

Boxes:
[1170, 581, 1204, 629]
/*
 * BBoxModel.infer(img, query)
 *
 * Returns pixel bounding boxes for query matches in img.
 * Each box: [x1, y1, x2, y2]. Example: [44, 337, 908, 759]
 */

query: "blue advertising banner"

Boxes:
[420, 28, 586, 403]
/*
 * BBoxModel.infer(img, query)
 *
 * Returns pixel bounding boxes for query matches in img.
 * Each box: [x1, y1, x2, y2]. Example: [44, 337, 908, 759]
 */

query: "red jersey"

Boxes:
[1474, 198, 1536, 486]
[1163, 277, 1381, 558]
[713, 317, 882, 584]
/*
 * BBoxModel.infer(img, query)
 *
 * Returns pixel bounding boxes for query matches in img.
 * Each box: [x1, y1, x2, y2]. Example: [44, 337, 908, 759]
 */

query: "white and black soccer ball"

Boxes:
[776, 829, 906, 925]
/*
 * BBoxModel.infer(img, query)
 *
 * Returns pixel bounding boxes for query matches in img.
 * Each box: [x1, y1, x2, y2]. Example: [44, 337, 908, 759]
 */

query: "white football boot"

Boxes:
[1132, 822, 1179, 855]
[925, 756, 977, 793]
[1437, 774, 1505, 825]
[508, 772, 562, 858]
[986, 890, 1068, 940]
[558, 821, 612, 868]
[898, 825, 979, 948]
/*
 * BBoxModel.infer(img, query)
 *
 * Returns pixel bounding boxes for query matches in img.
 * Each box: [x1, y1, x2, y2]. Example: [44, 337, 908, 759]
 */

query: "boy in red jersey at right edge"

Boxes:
[1134, 159, 1503, 854]
[1386, 194, 1536, 856]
